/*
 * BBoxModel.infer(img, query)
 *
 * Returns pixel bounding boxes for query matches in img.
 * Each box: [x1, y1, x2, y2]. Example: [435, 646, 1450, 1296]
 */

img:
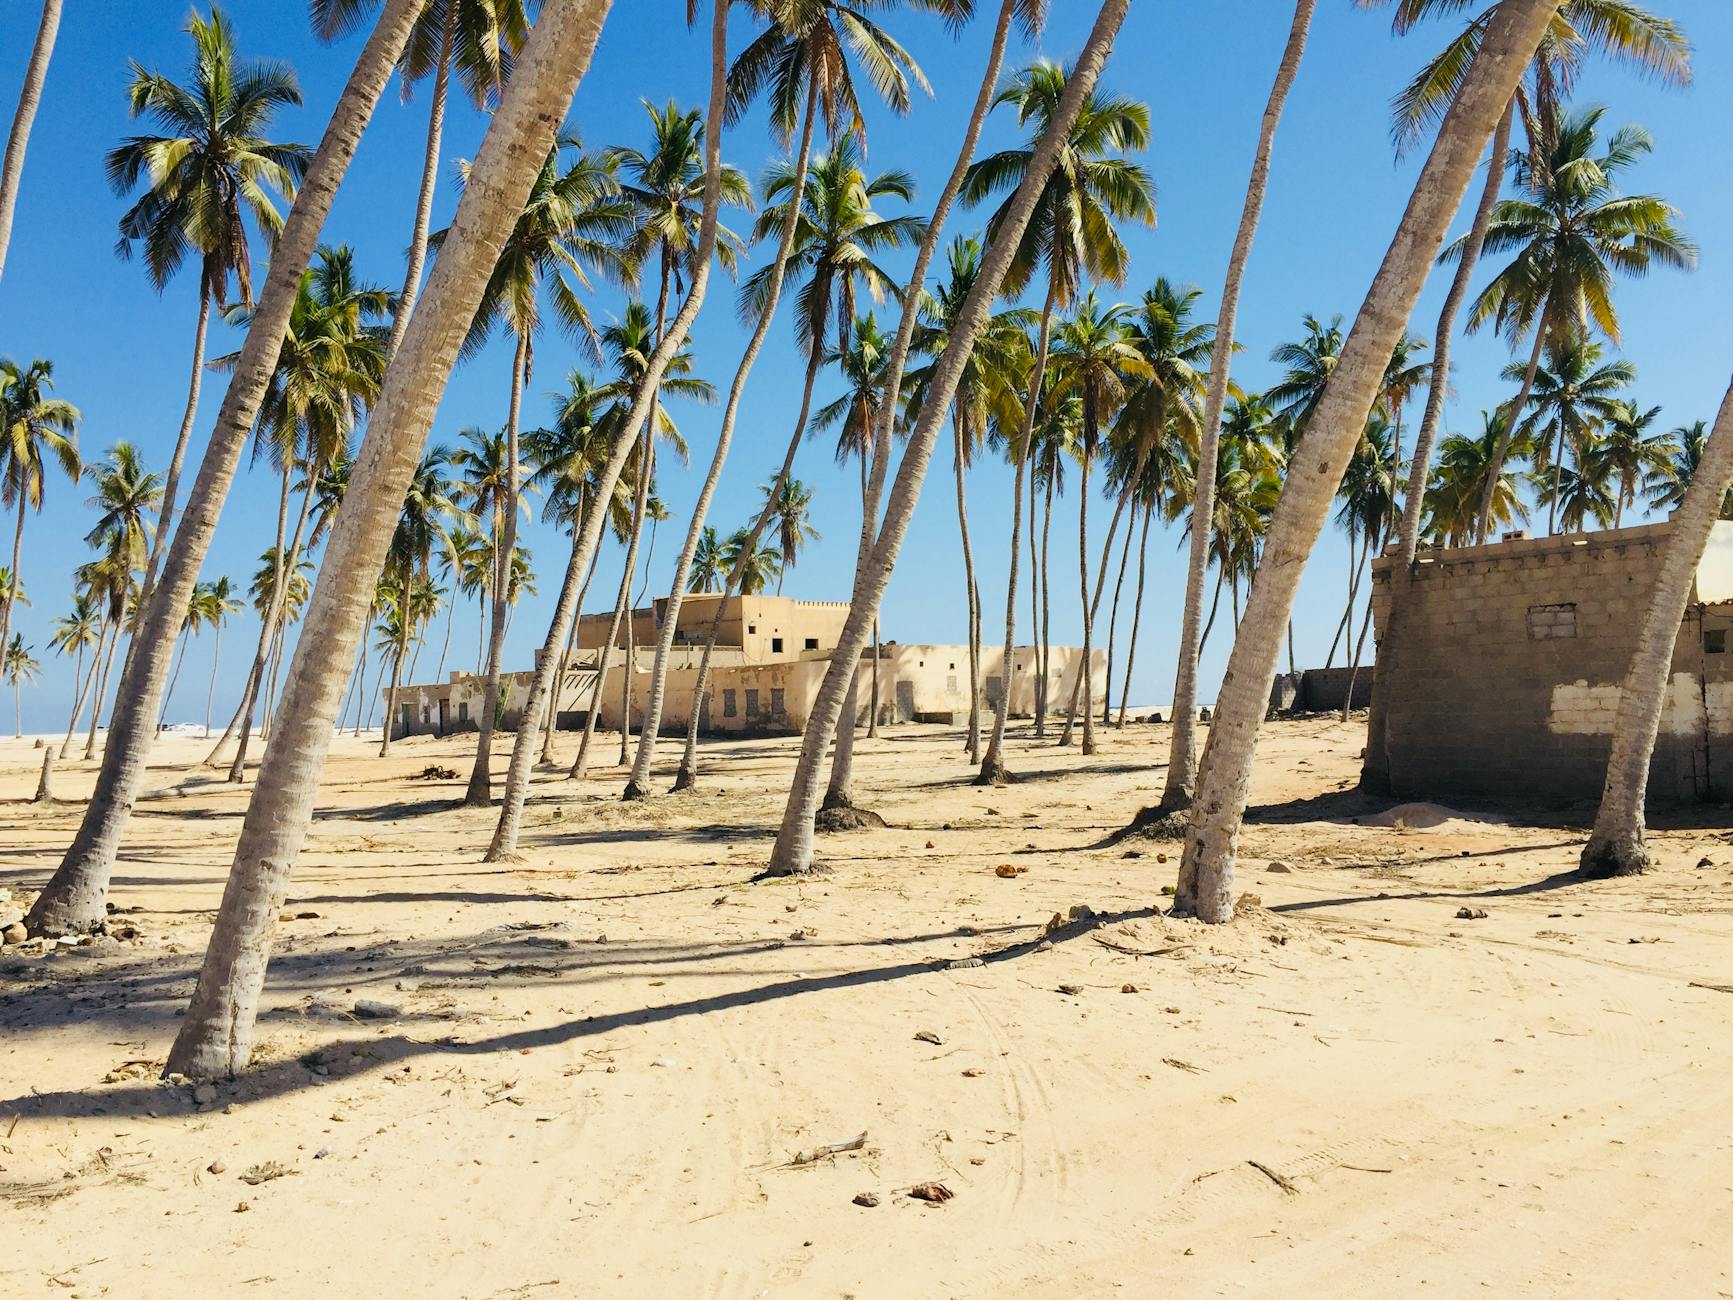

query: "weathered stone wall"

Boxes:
[1370, 521, 1733, 807]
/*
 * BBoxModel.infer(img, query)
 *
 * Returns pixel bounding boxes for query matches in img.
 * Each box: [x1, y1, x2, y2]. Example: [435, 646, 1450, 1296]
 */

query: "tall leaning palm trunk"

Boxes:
[135, 289, 214, 627]
[1361, 100, 1508, 796]
[463, 332, 528, 803]
[766, 0, 1131, 878]
[385, 0, 458, 362]
[485, 0, 727, 857]
[1115, 497, 1152, 726]
[1173, 0, 1557, 924]
[159, 0, 618, 1080]
[61, 624, 105, 759]
[953, 410, 984, 762]
[26, 0, 423, 938]
[1151, 0, 1315, 820]
[1581, 377, 1733, 877]
[572, 543, 634, 777]
[0, 0, 61, 287]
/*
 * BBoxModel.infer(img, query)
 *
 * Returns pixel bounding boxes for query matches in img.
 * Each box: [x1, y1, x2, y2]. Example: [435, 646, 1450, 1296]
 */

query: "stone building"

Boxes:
[1369, 520, 1733, 806]
[388, 592, 1103, 741]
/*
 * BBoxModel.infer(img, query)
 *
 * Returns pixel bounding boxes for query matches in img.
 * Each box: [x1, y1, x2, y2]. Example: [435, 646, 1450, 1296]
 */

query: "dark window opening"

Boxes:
[771, 637, 784, 653]
[1708, 629, 1728, 654]
[770, 688, 786, 716]
[722, 689, 737, 717]
[803, 637, 819, 650]
[746, 689, 761, 717]
[457, 702, 470, 723]
[747, 624, 756, 635]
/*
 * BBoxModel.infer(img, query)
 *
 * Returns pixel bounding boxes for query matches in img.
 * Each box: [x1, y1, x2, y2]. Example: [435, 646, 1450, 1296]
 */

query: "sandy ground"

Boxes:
[2, 716, 1731, 1298]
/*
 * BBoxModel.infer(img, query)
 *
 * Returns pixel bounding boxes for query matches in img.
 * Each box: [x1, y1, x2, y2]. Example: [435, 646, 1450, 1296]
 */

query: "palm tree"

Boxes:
[0, 356, 79, 659]
[198, 575, 242, 737]
[107, 5, 310, 607]
[720, 527, 782, 595]
[379, 448, 461, 757]
[75, 534, 141, 761]
[158, 581, 213, 732]
[1508, 332, 1632, 533]
[656, 133, 921, 792]
[1582, 378, 1733, 878]
[146, 4, 625, 1065]
[1424, 410, 1532, 546]
[1093, 277, 1212, 727]
[311, 0, 531, 360]
[1600, 399, 1668, 528]
[1336, 417, 1403, 714]
[962, 55, 1155, 769]
[4, 634, 39, 737]
[1646, 420, 1733, 520]
[1153, 0, 1315, 819]
[1170, 0, 1558, 921]
[688, 527, 725, 594]
[0, 0, 63, 285]
[210, 244, 390, 771]
[1049, 293, 1150, 756]
[450, 129, 630, 806]
[25, 0, 430, 940]
[760, 477, 819, 593]
[1463, 103, 1693, 541]
[50, 594, 100, 749]
[907, 237, 1035, 764]
[1372, 0, 1690, 568]
[84, 444, 163, 571]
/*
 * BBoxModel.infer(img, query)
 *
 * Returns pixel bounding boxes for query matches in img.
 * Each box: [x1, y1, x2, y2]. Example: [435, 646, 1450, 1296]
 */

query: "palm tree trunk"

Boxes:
[350, 634, 369, 735]
[616, 437, 652, 768]
[671, 330, 827, 792]
[384, 0, 457, 363]
[868, 618, 880, 735]
[158, 630, 192, 732]
[1075, 441, 1097, 755]
[1174, 0, 1554, 923]
[625, 74, 816, 800]
[1476, 319, 1548, 543]
[1199, 568, 1225, 656]
[62, 629, 101, 758]
[1103, 497, 1137, 724]
[134, 285, 212, 626]
[0, 0, 61, 287]
[953, 408, 983, 763]
[435, 566, 457, 680]
[464, 330, 529, 805]
[1341, 553, 1377, 721]
[1547, 416, 1568, 535]
[1582, 378, 1733, 876]
[82, 619, 121, 761]
[161, 0, 616, 1073]
[572, 554, 630, 778]
[222, 460, 301, 781]
[380, 568, 414, 756]
[765, 0, 1130, 877]
[0, 501, 24, 663]
[541, 535, 593, 761]
[1159, 0, 1316, 820]
[1323, 531, 1362, 669]
[205, 620, 222, 738]
[26, 0, 422, 937]
[1038, 466, 1053, 735]
[1116, 499, 1152, 727]
[62, 644, 85, 748]
[1061, 451, 1132, 751]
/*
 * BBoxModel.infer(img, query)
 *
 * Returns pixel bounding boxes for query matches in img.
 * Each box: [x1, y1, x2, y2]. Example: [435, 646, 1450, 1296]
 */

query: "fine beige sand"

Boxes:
[2, 718, 1731, 1297]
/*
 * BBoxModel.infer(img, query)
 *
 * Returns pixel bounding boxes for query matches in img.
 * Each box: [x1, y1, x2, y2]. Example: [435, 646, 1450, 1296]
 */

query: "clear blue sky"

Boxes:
[1, 0, 1728, 732]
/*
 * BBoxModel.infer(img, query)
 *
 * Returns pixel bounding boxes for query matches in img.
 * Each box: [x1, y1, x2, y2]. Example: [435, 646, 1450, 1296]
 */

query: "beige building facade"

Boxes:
[389, 594, 1103, 741]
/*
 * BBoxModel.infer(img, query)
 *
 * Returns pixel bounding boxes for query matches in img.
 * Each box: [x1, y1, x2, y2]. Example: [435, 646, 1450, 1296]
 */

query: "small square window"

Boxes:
[1527, 603, 1577, 641]
[723, 689, 737, 718]
[747, 624, 756, 635]
[803, 637, 818, 650]
[1707, 629, 1728, 654]
[746, 689, 761, 717]
[771, 637, 784, 653]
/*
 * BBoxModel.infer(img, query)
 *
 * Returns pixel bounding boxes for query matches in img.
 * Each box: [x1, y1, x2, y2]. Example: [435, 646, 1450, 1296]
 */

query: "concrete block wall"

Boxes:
[1370, 522, 1733, 807]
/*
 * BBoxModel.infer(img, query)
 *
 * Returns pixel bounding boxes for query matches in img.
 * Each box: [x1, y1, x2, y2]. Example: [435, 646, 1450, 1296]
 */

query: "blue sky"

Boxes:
[1, 0, 1728, 732]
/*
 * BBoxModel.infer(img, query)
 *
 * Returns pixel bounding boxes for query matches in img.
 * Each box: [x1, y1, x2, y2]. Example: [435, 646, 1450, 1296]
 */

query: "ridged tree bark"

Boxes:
[765, 0, 1131, 876]
[1173, 0, 1558, 923]
[1581, 376, 1733, 877]
[0, 0, 61, 287]
[25, 0, 423, 938]
[627, 80, 817, 799]
[485, 0, 728, 853]
[163, 0, 616, 1076]
[464, 332, 528, 803]
[1154, 0, 1315, 822]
